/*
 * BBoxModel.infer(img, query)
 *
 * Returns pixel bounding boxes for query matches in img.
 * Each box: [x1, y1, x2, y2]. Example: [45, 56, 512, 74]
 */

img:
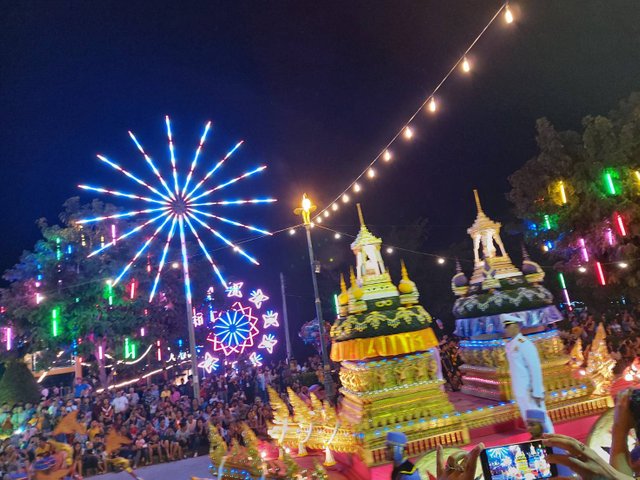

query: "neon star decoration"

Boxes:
[248, 289, 269, 309]
[262, 310, 280, 329]
[226, 282, 244, 298]
[249, 352, 263, 367]
[77, 116, 275, 302]
[198, 282, 279, 361]
[258, 334, 278, 354]
[198, 352, 220, 373]
[207, 301, 259, 356]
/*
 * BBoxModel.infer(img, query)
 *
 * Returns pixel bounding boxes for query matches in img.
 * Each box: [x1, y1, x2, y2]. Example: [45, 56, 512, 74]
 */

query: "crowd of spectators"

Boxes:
[559, 307, 640, 373]
[0, 356, 329, 479]
[434, 306, 640, 391]
[0, 306, 638, 479]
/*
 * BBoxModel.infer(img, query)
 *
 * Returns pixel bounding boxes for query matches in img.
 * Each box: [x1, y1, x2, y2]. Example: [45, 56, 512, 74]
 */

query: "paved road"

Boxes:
[92, 455, 212, 480]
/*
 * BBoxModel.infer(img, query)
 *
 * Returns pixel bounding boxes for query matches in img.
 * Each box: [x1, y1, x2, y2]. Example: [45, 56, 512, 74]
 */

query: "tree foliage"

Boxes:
[508, 92, 640, 304]
[0, 360, 41, 405]
[0, 198, 191, 384]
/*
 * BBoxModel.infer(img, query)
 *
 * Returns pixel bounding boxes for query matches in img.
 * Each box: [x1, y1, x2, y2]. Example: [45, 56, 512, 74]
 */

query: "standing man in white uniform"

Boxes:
[503, 314, 554, 433]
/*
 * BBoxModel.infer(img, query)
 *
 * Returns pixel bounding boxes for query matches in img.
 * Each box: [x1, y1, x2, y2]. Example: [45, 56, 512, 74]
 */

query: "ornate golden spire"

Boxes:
[356, 203, 366, 227]
[351, 204, 382, 250]
[400, 259, 409, 281]
[349, 266, 363, 299]
[473, 189, 484, 215]
[466, 190, 521, 284]
[349, 266, 356, 287]
[338, 273, 349, 305]
[398, 259, 416, 295]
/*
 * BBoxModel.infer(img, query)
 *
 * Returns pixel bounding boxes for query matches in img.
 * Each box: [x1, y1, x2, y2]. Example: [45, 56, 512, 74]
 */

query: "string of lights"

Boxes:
[311, 2, 515, 224]
[313, 223, 637, 273]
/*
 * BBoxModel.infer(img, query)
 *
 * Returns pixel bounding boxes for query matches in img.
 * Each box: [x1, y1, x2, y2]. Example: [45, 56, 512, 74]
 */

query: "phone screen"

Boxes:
[480, 440, 558, 480]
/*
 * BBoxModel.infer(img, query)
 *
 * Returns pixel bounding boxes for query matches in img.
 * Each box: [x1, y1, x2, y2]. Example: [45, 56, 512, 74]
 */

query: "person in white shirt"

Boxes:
[503, 314, 554, 433]
[127, 387, 140, 407]
[111, 390, 129, 414]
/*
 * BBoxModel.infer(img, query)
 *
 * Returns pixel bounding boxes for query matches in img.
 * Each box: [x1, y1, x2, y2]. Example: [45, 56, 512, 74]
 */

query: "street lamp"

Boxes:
[294, 194, 335, 402]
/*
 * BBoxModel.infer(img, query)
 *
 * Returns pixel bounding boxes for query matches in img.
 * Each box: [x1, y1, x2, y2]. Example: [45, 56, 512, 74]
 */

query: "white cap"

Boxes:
[501, 313, 524, 326]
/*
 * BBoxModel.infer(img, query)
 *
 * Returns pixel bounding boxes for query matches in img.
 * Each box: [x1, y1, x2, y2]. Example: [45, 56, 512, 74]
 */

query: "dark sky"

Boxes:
[2, 1, 640, 349]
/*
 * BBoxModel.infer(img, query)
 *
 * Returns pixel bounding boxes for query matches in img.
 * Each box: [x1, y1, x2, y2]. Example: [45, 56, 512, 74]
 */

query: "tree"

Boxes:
[0, 359, 41, 405]
[1, 198, 189, 387]
[508, 92, 640, 306]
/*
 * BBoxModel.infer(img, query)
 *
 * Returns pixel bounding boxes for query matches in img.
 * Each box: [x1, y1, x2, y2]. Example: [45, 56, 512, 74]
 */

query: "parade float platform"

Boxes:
[203, 202, 619, 480]
[164, 385, 616, 480]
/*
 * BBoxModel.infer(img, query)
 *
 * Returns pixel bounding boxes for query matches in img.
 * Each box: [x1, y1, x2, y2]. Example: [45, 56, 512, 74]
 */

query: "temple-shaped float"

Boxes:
[330, 205, 467, 465]
[258, 199, 614, 479]
[452, 191, 612, 417]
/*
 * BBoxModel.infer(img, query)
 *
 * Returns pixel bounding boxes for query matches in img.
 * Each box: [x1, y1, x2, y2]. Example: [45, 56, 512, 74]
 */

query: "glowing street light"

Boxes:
[294, 194, 335, 401]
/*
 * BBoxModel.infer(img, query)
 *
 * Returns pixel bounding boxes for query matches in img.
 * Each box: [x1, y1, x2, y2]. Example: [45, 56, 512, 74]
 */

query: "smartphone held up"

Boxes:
[480, 440, 558, 480]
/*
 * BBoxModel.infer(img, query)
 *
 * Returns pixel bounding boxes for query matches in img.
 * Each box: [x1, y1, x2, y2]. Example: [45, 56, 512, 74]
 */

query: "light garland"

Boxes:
[311, 3, 515, 222]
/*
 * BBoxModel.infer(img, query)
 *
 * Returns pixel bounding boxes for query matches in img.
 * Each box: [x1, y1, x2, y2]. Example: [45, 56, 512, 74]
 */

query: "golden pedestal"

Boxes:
[458, 330, 591, 401]
[338, 351, 469, 466]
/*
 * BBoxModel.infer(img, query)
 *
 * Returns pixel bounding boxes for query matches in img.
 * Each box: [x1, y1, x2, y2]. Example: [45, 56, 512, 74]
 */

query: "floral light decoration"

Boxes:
[195, 282, 279, 372]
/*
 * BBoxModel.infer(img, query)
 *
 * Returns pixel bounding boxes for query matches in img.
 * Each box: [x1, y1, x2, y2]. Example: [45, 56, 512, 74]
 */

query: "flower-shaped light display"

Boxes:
[207, 301, 259, 356]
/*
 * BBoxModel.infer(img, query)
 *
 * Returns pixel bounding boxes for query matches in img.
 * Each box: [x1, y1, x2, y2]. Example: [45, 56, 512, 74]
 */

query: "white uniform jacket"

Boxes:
[505, 333, 545, 400]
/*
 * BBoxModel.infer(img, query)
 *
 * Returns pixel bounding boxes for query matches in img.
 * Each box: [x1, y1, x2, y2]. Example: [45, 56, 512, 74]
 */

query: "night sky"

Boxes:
[2, 1, 640, 352]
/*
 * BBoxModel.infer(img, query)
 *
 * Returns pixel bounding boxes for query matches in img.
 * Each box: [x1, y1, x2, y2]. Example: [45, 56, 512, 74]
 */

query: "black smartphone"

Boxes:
[480, 440, 558, 480]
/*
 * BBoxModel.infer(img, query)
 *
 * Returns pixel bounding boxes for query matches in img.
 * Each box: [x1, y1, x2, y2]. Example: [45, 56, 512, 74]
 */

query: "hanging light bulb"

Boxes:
[383, 149, 392, 161]
[403, 126, 414, 140]
[461, 57, 471, 73]
[334, 233, 341, 239]
[578, 266, 587, 273]
[368, 168, 376, 178]
[288, 228, 295, 235]
[323, 210, 330, 217]
[428, 97, 437, 113]
[353, 182, 361, 193]
[386, 247, 394, 254]
[316, 216, 322, 224]
[331, 203, 338, 211]
[504, 4, 514, 24]
[342, 193, 350, 203]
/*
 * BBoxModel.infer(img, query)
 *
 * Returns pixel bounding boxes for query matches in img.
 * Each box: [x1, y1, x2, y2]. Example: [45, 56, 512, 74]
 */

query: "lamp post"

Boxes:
[295, 194, 335, 402]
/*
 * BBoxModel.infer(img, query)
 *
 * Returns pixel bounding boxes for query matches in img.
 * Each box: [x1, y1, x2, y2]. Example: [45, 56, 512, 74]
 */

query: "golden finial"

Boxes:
[400, 259, 409, 280]
[356, 203, 365, 227]
[473, 189, 484, 215]
[349, 266, 363, 299]
[398, 259, 415, 294]
[338, 273, 349, 305]
[349, 266, 357, 286]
